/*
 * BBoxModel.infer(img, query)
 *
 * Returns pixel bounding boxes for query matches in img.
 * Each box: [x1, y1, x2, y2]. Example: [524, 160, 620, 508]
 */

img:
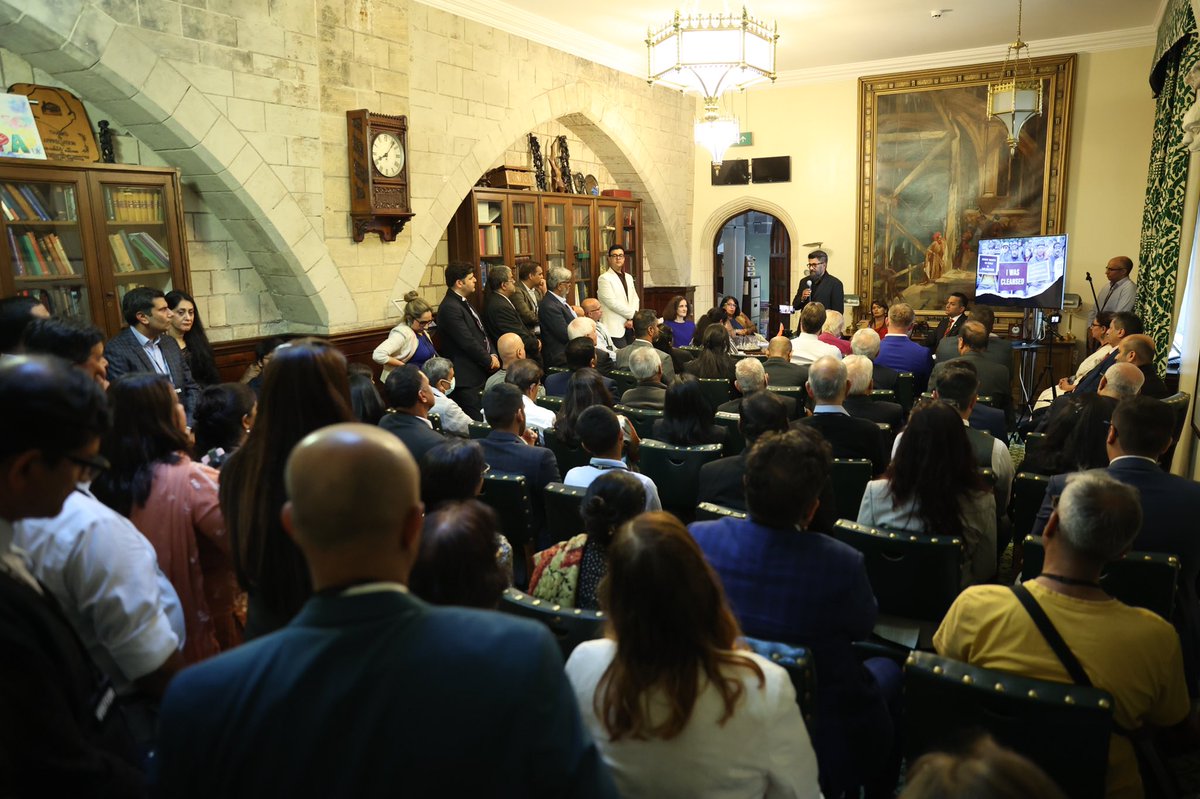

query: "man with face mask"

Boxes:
[791, 249, 844, 318]
[420, 357, 472, 438]
[379, 366, 445, 462]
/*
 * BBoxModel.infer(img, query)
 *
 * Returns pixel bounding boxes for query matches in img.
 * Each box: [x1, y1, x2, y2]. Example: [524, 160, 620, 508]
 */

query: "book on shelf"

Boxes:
[109, 188, 163, 223]
[18, 185, 50, 221]
[126, 231, 169, 269]
[17, 285, 85, 319]
[107, 233, 136, 272]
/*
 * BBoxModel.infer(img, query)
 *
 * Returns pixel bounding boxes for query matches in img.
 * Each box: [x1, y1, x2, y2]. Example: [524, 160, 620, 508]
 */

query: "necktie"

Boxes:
[464, 297, 492, 353]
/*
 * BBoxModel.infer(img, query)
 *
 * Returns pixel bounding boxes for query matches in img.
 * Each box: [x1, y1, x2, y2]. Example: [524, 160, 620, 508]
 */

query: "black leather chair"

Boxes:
[1009, 472, 1050, 541]
[427, 412, 441, 432]
[479, 473, 533, 586]
[543, 482, 587, 540]
[1161, 391, 1191, 469]
[713, 411, 745, 456]
[766, 384, 805, 403]
[694, 502, 747, 521]
[895, 372, 915, 415]
[638, 440, 723, 521]
[904, 651, 1113, 799]
[1020, 536, 1180, 620]
[467, 420, 492, 440]
[545, 366, 570, 377]
[870, 389, 896, 404]
[535, 395, 563, 413]
[830, 458, 872, 522]
[499, 588, 605, 661]
[610, 369, 637, 398]
[544, 428, 591, 474]
[1023, 431, 1048, 461]
[614, 404, 664, 440]
[742, 637, 816, 730]
[697, 378, 734, 413]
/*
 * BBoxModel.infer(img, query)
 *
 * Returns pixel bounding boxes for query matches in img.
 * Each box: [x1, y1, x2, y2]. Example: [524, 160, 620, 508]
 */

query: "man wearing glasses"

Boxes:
[597, 244, 638, 346]
[791, 249, 844, 320]
[1087, 256, 1137, 328]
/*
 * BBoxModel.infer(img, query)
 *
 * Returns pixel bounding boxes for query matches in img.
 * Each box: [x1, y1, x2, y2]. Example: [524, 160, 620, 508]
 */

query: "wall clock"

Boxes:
[346, 109, 414, 242]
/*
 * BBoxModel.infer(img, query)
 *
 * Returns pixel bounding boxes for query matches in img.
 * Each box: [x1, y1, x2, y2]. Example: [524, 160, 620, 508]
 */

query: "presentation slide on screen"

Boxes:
[974, 235, 1067, 308]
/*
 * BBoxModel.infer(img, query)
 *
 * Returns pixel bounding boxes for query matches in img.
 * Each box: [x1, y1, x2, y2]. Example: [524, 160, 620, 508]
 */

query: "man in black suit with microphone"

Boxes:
[791, 249, 844, 319]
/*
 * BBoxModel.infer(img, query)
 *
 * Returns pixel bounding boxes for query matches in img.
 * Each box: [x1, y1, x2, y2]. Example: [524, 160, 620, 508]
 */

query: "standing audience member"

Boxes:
[348, 370, 386, 425]
[529, 470, 645, 609]
[0, 357, 145, 795]
[597, 243, 638, 345]
[796, 356, 887, 475]
[484, 264, 539, 358]
[93, 373, 239, 662]
[662, 295, 695, 349]
[422, 356, 473, 438]
[935, 471, 1190, 799]
[651, 374, 726, 447]
[620, 345, 668, 409]
[1088, 255, 1138, 326]
[21, 316, 110, 389]
[617, 309, 676, 383]
[683, 323, 737, 381]
[511, 260, 545, 333]
[192, 382, 257, 469]
[539, 265, 578, 366]
[105, 286, 200, 419]
[790, 303, 842, 365]
[379, 366, 444, 463]
[851, 327, 899, 391]
[564, 405, 660, 511]
[858, 401, 996, 585]
[408, 500, 509, 610]
[156, 424, 614, 797]
[690, 427, 896, 797]
[437, 262, 498, 420]
[0, 295, 48, 357]
[372, 291, 437, 381]
[166, 290, 220, 386]
[567, 512, 821, 799]
[875, 303, 932, 392]
[219, 340, 355, 639]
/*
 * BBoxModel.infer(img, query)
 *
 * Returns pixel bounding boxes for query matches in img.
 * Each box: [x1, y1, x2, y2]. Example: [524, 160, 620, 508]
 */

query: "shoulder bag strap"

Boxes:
[1010, 584, 1093, 687]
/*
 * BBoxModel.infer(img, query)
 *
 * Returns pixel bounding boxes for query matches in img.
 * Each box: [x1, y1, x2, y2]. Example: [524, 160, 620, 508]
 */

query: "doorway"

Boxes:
[712, 211, 791, 338]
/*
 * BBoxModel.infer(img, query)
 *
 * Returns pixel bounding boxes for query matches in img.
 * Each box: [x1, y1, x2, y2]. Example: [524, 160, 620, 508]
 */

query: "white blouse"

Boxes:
[565, 639, 822, 799]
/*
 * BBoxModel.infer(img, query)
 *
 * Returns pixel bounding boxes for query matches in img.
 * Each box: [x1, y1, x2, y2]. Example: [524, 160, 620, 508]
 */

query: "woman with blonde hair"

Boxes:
[372, 291, 438, 381]
[566, 512, 820, 798]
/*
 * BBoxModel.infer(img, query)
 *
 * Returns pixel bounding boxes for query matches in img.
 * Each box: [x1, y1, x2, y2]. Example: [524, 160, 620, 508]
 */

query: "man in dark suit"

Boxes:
[718, 357, 800, 420]
[480, 384, 561, 540]
[437, 262, 498, 421]
[925, 292, 968, 350]
[483, 264, 538, 360]
[932, 322, 1012, 412]
[538, 265, 577, 367]
[935, 307, 1011, 377]
[762, 335, 809, 387]
[791, 249, 845, 317]
[615, 310, 675, 383]
[850, 328, 899, 391]
[875, 302, 933, 392]
[1118, 334, 1170, 399]
[619, 345, 668, 409]
[567, 316, 615, 374]
[510, 261, 544, 334]
[697, 390, 787, 513]
[1060, 311, 1142, 397]
[104, 286, 199, 419]
[155, 423, 613, 797]
[545, 338, 617, 397]
[842, 355, 902, 430]
[0, 357, 144, 796]
[378, 366, 444, 463]
[794, 356, 887, 475]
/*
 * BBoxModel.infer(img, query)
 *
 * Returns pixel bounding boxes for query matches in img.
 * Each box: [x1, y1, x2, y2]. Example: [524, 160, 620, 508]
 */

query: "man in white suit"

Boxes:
[596, 244, 637, 346]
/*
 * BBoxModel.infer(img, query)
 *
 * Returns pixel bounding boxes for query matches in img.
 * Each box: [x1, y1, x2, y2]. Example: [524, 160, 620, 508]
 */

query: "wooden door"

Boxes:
[768, 217, 791, 338]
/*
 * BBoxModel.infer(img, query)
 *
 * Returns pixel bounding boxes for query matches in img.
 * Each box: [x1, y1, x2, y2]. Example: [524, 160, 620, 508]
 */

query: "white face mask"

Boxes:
[442, 377, 456, 395]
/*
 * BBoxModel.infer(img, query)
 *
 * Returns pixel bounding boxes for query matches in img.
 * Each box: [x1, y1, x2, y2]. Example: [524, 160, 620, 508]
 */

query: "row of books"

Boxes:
[105, 188, 163, 223]
[8, 230, 78, 276]
[108, 230, 170, 273]
[478, 226, 502, 256]
[0, 182, 74, 222]
[15, 286, 86, 319]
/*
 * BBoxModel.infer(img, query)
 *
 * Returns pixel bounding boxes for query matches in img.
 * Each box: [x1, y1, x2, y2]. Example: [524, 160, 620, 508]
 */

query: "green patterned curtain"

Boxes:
[1138, 1, 1198, 371]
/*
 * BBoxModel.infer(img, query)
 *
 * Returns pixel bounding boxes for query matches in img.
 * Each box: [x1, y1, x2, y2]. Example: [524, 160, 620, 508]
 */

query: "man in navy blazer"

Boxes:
[104, 286, 199, 419]
[378, 367, 444, 464]
[155, 423, 614, 798]
[437, 263, 499, 421]
[874, 303, 932, 392]
[539, 266, 577, 367]
[479, 384, 561, 540]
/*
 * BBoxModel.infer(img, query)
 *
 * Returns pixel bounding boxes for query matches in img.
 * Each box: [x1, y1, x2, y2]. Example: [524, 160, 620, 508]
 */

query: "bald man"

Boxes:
[484, 332, 525, 396]
[1087, 255, 1137, 327]
[763, 334, 809, 387]
[580, 298, 619, 361]
[1117, 334, 1169, 399]
[156, 425, 615, 797]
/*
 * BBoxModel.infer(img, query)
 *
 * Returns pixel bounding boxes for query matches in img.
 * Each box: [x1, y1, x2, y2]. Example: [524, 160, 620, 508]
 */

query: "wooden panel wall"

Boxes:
[212, 324, 394, 384]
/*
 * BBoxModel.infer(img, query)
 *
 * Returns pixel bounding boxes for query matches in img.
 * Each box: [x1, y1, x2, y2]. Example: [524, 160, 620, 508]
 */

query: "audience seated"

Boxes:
[794, 356, 887, 475]
[616, 310, 676, 383]
[620, 345, 668, 409]
[683, 324, 738, 381]
[1020, 392, 1120, 477]
[105, 286, 201, 421]
[479, 383, 560, 537]
[0, 295, 49, 356]
[538, 265, 578, 367]
[165, 289, 220, 387]
[379, 366, 445, 462]
[1117, 334, 1169, 399]
[93, 373, 239, 662]
[373, 291, 438, 382]
[689, 427, 898, 797]
[661, 294, 695, 350]
[563, 405, 660, 511]
[875, 303, 932, 391]
[555, 367, 620, 447]
[506, 358, 556, 433]
[851, 327, 899, 391]
[1033, 311, 1113, 411]
[858, 401, 996, 585]
[931, 321, 1011, 414]
[219, 339, 356, 639]
[546, 337, 617, 396]
[934, 470, 1191, 799]
[763, 334, 809, 387]
[240, 335, 284, 394]
[567, 315, 615, 373]
[155, 424, 612, 796]
[1057, 311, 1141, 398]
[790, 302, 842, 365]
[930, 360, 1006, 440]
[934, 307, 1012, 377]
[651, 374, 727, 447]
[348, 368, 386, 425]
[484, 332, 546, 397]
[421, 356, 472, 437]
[820, 310, 853, 355]
[719, 357, 800, 420]
[581, 298, 620, 363]
[692, 306, 730, 348]
[567, 511, 821, 799]
[21, 316, 110, 389]
[842, 354, 902, 429]
[192, 382, 257, 469]
[408, 500, 509, 609]
[529, 470, 644, 609]
[0, 356, 146, 795]
[899, 736, 1066, 799]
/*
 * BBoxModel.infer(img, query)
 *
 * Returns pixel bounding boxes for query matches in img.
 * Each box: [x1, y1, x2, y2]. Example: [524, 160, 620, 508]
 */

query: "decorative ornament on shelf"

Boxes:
[528, 133, 547, 191]
[646, 7, 778, 166]
[986, 0, 1042, 156]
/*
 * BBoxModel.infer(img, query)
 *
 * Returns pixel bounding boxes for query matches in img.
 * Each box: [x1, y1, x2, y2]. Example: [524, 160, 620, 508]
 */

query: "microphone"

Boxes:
[805, 278, 813, 289]
[1085, 272, 1093, 283]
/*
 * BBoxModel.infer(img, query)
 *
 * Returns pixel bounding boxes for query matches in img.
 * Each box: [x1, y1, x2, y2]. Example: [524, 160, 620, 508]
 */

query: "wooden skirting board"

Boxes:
[212, 324, 393, 384]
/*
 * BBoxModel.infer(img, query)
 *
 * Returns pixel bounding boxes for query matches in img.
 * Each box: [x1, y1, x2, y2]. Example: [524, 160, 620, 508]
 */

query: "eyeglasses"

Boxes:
[608, 253, 625, 259]
[415, 317, 433, 327]
[807, 262, 823, 268]
[67, 453, 110, 481]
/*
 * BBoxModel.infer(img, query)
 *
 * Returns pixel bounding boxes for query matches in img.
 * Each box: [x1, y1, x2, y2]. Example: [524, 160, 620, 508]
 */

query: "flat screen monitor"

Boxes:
[974, 234, 1067, 309]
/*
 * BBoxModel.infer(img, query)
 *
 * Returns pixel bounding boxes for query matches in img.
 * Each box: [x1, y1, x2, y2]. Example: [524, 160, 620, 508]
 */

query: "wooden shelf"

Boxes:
[107, 220, 166, 227]
[112, 268, 171, 281]
[14, 274, 85, 284]
[2, 219, 80, 226]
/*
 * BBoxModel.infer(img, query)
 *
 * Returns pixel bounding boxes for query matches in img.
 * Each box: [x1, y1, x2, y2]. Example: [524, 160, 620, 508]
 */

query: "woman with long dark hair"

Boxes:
[857, 401, 996, 584]
[565, 512, 820, 797]
[192, 382, 257, 469]
[555, 367, 616, 446]
[720, 294, 757, 338]
[348, 369, 386, 425]
[93, 373, 237, 662]
[684, 324, 738, 381]
[528, 470, 645, 609]
[219, 339, 356, 638]
[166, 290, 220, 386]
[651, 374, 726, 447]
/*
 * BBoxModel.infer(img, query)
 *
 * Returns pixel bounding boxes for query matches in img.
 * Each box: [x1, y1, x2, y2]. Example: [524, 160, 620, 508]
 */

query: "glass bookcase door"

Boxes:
[474, 196, 506, 288]
[597, 202, 619, 253]
[1, 177, 95, 325]
[511, 198, 536, 262]
[542, 200, 567, 273]
[99, 183, 175, 307]
[571, 203, 593, 305]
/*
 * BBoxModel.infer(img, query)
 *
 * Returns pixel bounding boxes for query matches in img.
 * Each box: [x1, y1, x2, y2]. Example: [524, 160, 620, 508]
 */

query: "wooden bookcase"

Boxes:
[448, 188, 642, 309]
[0, 160, 191, 337]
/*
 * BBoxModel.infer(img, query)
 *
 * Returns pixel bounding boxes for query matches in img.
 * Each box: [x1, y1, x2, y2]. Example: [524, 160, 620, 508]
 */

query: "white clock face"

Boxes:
[371, 132, 404, 178]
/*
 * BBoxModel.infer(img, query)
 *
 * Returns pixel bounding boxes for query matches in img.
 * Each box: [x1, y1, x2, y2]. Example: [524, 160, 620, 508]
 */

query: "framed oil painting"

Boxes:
[855, 54, 1076, 322]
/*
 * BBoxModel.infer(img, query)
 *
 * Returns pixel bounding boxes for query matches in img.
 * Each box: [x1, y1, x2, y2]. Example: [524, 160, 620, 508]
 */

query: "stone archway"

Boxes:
[0, 3, 355, 329]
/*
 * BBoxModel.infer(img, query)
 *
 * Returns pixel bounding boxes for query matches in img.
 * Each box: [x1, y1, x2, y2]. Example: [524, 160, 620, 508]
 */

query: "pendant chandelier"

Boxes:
[986, 0, 1042, 155]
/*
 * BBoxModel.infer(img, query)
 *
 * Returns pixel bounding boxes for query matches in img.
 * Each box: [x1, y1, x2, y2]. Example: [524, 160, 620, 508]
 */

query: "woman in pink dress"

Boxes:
[93, 373, 238, 663]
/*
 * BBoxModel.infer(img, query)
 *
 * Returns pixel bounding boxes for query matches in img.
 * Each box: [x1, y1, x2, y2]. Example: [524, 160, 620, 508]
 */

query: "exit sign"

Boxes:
[732, 131, 753, 147]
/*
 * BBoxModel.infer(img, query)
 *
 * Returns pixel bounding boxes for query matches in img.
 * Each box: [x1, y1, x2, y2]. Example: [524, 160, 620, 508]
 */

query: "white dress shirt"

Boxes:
[522, 395, 557, 432]
[789, 332, 842, 365]
[430, 386, 473, 437]
[564, 458, 662, 511]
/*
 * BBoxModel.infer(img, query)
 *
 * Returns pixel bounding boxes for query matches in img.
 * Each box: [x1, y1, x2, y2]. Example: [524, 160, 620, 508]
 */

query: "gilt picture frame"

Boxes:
[855, 54, 1076, 323]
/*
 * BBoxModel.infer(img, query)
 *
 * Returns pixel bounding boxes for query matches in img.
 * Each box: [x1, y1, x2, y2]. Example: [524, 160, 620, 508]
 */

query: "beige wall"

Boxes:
[689, 46, 1156, 347]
